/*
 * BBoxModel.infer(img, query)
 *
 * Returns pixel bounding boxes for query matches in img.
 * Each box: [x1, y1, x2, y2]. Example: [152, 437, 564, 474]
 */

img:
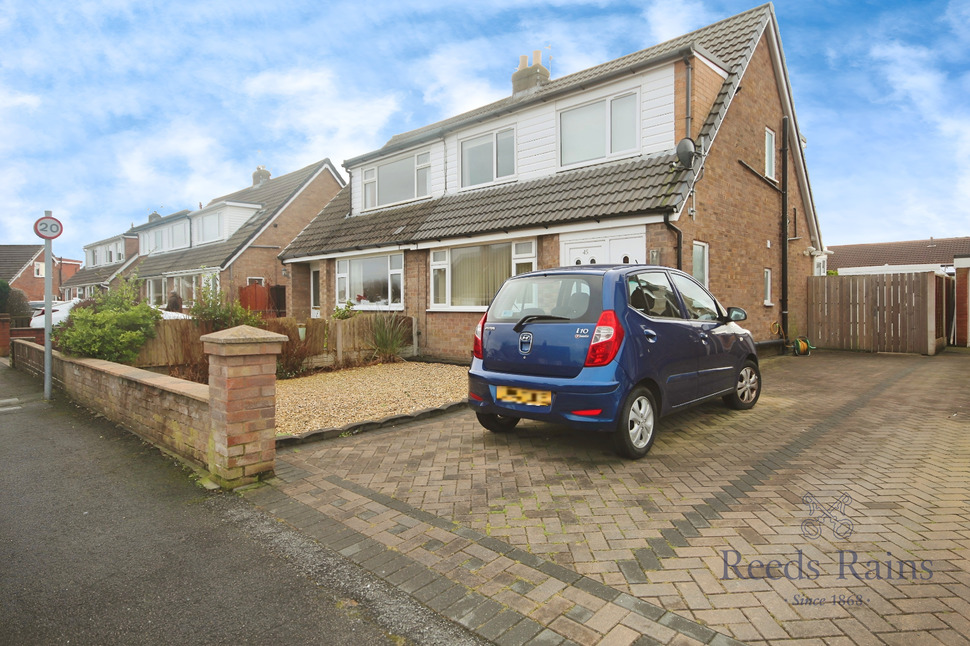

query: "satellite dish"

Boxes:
[676, 138, 696, 169]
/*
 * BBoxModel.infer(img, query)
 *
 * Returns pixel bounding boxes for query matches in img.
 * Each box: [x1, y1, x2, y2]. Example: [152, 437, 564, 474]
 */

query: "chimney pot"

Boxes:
[511, 49, 550, 95]
[533, 49, 542, 66]
[518, 55, 528, 70]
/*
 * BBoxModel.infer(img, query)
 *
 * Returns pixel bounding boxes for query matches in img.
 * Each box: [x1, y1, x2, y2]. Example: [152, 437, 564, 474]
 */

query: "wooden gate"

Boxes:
[807, 273, 945, 355]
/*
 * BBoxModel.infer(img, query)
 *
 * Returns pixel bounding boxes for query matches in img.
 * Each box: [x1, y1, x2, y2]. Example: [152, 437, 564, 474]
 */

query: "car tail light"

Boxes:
[584, 310, 624, 367]
[473, 313, 487, 359]
[571, 409, 603, 416]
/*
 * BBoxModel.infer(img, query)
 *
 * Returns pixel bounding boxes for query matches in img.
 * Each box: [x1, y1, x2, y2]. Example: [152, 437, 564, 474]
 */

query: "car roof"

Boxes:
[514, 264, 681, 278]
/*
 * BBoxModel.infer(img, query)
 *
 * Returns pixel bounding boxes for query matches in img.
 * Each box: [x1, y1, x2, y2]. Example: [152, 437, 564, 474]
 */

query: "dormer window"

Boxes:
[196, 212, 221, 244]
[560, 91, 638, 167]
[461, 128, 515, 188]
[362, 151, 430, 210]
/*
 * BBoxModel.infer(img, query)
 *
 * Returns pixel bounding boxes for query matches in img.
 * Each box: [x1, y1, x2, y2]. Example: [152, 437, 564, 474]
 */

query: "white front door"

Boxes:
[561, 225, 646, 266]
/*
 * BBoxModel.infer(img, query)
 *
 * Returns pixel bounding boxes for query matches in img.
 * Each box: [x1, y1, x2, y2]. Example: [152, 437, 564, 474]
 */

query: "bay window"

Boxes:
[362, 151, 430, 209]
[335, 253, 404, 308]
[560, 91, 638, 166]
[430, 239, 536, 308]
[461, 128, 514, 187]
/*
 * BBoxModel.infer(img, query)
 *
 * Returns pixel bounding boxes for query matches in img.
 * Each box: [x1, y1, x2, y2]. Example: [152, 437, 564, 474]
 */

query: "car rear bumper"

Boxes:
[467, 360, 626, 432]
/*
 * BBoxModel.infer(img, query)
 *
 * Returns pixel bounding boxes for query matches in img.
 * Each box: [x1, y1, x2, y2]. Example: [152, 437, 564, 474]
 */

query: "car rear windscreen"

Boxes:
[487, 275, 602, 324]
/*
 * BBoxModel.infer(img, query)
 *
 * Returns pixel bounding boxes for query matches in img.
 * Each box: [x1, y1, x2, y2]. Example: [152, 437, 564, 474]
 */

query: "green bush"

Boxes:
[0, 280, 10, 313]
[55, 278, 160, 364]
[332, 300, 356, 320]
[6, 288, 32, 318]
[190, 277, 262, 329]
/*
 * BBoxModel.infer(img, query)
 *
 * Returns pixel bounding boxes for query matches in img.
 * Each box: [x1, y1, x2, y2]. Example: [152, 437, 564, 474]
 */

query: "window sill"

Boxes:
[427, 306, 488, 314]
[764, 301, 775, 307]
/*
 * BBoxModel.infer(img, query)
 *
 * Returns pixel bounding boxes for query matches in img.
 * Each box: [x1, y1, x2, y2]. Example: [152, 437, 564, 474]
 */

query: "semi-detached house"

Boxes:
[281, 4, 825, 361]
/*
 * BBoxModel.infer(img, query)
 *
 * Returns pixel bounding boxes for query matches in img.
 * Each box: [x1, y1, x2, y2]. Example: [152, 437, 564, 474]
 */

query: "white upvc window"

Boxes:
[560, 91, 638, 167]
[764, 268, 773, 306]
[362, 151, 431, 210]
[460, 128, 515, 188]
[195, 213, 221, 244]
[692, 241, 709, 287]
[310, 269, 321, 309]
[765, 128, 776, 180]
[34, 262, 44, 278]
[247, 277, 265, 286]
[147, 278, 165, 306]
[430, 239, 536, 309]
[335, 253, 404, 309]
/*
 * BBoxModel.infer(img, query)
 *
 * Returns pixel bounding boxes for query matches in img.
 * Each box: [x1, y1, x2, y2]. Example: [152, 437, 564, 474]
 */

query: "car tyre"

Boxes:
[477, 412, 520, 433]
[614, 386, 657, 459]
[723, 360, 761, 410]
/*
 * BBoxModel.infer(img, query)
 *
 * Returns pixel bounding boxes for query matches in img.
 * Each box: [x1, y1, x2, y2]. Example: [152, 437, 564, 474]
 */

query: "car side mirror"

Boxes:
[725, 307, 747, 322]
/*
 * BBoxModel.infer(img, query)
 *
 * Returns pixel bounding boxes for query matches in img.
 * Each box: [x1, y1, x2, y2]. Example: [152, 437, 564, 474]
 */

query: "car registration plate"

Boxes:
[496, 386, 552, 406]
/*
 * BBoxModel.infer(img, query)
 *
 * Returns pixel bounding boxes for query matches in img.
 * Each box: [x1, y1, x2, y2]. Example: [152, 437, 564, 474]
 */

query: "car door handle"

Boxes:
[641, 327, 658, 343]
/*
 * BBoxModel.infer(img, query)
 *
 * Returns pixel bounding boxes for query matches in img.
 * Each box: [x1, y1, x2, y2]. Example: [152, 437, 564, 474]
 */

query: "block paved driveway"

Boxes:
[246, 350, 970, 645]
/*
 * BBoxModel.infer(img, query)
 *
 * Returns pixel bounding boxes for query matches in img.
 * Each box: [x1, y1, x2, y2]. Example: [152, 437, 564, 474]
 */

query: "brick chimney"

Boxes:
[511, 50, 550, 95]
[252, 165, 271, 186]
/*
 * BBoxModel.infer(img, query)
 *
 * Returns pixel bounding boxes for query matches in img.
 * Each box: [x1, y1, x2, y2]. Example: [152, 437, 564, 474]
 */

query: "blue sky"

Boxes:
[2, 0, 967, 263]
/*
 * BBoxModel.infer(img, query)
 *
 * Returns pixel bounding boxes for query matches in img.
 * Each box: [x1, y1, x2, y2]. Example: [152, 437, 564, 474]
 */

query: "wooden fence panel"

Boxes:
[807, 273, 938, 355]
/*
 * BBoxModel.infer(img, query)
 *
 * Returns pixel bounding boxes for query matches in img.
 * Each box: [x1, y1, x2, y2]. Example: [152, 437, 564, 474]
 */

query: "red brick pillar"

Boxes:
[201, 325, 287, 488]
[0, 314, 9, 357]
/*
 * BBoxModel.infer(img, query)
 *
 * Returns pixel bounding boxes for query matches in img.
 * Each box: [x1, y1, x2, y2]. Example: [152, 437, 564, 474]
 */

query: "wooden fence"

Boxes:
[134, 314, 415, 370]
[806, 273, 945, 355]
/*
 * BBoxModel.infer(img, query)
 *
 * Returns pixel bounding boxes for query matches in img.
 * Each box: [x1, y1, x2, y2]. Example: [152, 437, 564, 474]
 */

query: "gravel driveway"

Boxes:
[275, 361, 470, 436]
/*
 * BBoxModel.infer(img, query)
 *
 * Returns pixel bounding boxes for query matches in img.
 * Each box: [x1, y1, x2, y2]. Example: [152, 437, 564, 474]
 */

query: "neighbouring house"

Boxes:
[127, 161, 344, 313]
[827, 237, 970, 276]
[60, 232, 141, 300]
[828, 236, 970, 347]
[0, 244, 81, 303]
[280, 4, 824, 361]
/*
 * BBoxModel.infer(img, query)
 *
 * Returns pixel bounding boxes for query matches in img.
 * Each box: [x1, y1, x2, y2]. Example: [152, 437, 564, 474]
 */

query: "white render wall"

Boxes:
[347, 62, 676, 215]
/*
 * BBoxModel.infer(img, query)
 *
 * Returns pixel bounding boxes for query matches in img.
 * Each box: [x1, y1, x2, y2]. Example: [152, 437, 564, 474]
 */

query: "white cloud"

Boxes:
[418, 43, 509, 118]
[642, 0, 713, 46]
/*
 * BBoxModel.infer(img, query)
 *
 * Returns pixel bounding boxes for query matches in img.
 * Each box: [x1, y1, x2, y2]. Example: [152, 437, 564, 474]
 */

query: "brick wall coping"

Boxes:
[27, 341, 209, 403]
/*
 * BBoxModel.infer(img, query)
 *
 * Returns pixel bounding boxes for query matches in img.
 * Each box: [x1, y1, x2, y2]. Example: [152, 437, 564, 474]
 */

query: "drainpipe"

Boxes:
[664, 210, 683, 270]
[781, 116, 790, 340]
[684, 55, 692, 139]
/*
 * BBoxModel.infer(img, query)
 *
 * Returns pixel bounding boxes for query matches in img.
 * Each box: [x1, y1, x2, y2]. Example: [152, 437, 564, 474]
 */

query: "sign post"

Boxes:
[34, 211, 63, 401]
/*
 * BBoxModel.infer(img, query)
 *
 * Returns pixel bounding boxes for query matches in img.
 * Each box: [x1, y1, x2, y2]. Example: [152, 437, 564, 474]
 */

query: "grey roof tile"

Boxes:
[828, 237, 970, 269]
[132, 160, 332, 278]
[0, 245, 43, 282]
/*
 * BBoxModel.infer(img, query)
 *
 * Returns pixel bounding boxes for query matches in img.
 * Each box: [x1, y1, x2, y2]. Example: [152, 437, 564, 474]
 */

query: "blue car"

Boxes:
[468, 265, 761, 459]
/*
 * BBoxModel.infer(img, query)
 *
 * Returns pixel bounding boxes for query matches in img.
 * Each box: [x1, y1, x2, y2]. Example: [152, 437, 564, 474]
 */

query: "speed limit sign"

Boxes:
[34, 214, 63, 239]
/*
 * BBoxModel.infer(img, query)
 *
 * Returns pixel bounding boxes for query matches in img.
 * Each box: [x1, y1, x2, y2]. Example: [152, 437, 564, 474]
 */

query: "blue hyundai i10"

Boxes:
[468, 265, 761, 459]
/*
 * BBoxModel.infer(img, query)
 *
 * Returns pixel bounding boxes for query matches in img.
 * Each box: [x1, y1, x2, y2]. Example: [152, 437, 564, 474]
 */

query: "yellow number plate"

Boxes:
[496, 386, 552, 406]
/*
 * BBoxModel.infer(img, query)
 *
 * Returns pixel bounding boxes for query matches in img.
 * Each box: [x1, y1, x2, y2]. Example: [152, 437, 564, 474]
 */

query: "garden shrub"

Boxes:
[55, 279, 160, 364]
[190, 277, 262, 329]
[6, 288, 33, 318]
[332, 300, 356, 320]
[0, 280, 10, 313]
[367, 312, 410, 363]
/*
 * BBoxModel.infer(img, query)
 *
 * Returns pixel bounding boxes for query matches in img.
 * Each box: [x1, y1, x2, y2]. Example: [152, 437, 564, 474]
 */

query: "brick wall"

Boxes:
[670, 33, 818, 342]
[0, 314, 8, 357]
[12, 339, 211, 466]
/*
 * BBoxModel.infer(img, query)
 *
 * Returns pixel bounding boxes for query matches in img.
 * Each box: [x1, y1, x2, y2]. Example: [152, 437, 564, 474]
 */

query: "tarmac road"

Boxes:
[0, 361, 487, 646]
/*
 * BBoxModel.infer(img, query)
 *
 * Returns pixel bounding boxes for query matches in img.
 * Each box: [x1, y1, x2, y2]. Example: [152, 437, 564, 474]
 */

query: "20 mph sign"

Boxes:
[34, 215, 63, 239]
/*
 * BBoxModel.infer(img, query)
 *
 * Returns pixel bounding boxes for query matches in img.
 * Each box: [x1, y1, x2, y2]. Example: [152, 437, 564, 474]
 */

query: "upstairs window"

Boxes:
[363, 151, 430, 210]
[560, 92, 638, 166]
[461, 128, 514, 187]
[34, 262, 44, 278]
[765, 128, 776, 180]
[196, 213, 221, 244]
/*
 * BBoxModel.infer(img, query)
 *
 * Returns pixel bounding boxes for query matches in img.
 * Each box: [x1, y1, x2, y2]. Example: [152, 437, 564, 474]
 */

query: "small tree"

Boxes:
[55, 277, 160, 364]
[0, 279, 10, 313]
[6, 288, 32, 318]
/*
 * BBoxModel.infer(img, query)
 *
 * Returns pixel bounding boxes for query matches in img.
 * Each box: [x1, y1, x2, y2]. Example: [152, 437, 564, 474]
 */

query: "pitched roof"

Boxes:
[348, 4, 771, 165]
[132, 160, 335, 278]
[828, 237, 970, 270]
[0, 245, 43, 282]
[282, 154, 688, 259]
[284, 5, 779, 261]
[61, 256, 137, 289]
